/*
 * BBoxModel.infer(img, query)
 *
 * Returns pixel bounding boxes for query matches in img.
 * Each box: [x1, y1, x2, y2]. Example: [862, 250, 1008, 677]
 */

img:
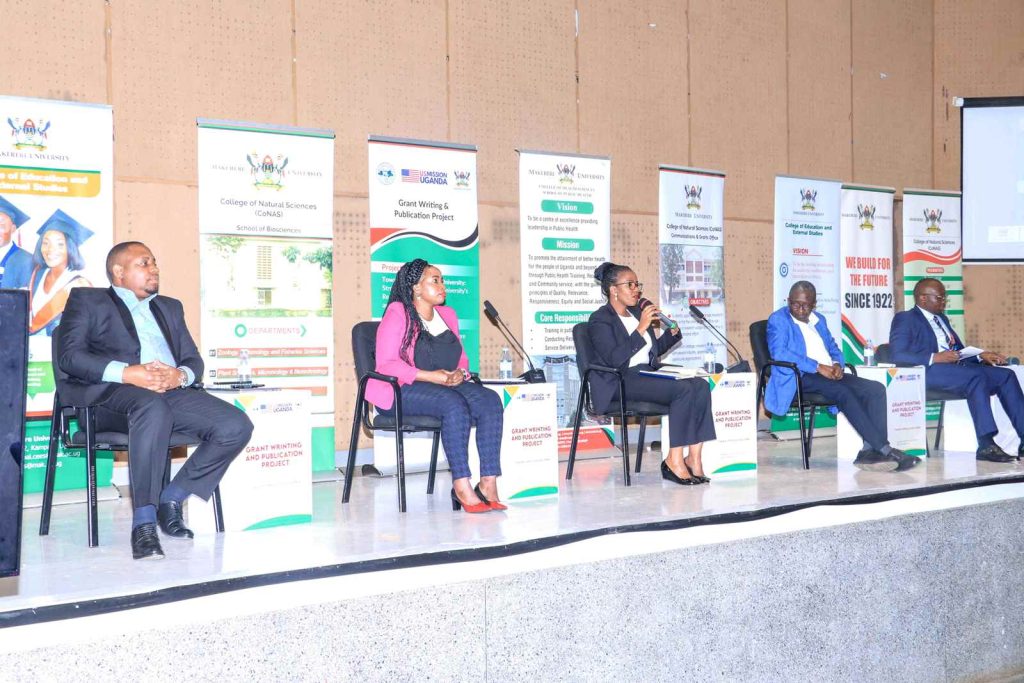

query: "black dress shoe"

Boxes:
[852, 449, 899, 472]
[157, 500, 195, 539]
[682, 458, 710, 484]
[889, 448, 921, 472]
[661, 460, 699, 485]
[977, 444, 1016, 463]
[131, 523, 165, 560]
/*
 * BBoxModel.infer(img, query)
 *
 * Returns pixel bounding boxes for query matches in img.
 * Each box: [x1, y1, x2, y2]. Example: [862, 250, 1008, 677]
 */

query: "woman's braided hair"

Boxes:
[388, 258, 430, 363]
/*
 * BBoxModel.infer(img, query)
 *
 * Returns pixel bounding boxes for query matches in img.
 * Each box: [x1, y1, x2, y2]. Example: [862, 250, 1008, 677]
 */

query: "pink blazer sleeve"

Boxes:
[374, 302, 420, 385]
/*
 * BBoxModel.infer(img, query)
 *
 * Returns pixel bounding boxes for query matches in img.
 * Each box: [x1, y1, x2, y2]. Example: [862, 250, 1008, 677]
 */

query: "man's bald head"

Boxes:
[913, 278, 947, 315]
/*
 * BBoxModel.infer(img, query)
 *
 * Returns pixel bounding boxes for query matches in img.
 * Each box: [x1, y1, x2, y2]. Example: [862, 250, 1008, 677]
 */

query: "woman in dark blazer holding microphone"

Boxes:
[587, 262, 716, 484]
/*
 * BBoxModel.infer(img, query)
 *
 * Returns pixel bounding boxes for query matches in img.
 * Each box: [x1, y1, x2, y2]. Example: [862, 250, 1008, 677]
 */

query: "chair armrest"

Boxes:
[585, 363, 621, 377]
[365, 370, 400, 386]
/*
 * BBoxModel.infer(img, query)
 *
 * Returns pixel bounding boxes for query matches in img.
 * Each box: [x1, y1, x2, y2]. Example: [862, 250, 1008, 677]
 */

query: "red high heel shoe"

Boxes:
[451, 487, 491, 513]
[474, 484, 508, 511]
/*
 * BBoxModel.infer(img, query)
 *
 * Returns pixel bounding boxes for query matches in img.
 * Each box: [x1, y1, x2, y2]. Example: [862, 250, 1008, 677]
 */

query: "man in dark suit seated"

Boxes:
[889, 278, 1024, 463]
[59, 241, 253, 560]
[765, 281, 917, 472]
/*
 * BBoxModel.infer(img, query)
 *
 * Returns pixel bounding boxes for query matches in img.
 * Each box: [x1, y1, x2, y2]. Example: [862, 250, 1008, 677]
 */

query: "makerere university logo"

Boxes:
[556, 163, 575, 185]
[924, 208, 942, 234]
[799, 188, 817, 211]
[247, 152, 288, 190]
[857, 203, 876, 230]
[685, 184, 702, 210]
[8, 116, 51, 150]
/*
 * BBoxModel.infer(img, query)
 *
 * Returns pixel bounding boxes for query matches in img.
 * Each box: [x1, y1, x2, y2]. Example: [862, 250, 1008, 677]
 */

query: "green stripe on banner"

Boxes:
[904, 449, 928, 457]
[0, 163, 101, 175]
[244, 514, 314, 530]
[509, 486, 559, 499]
[712, 462, 757, 474]
[944, 309, 964, 315]
[903, 275, 962, 282]
[903, 289, 963, 295]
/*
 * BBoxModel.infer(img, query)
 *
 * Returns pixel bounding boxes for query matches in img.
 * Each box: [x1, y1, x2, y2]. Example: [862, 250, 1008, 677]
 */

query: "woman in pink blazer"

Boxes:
[367, 259, 504, 513]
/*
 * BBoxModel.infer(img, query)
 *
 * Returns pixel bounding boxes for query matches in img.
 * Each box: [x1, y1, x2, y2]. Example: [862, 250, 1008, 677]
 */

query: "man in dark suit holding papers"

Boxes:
[766, 281, 917, 472]
[889, 278, 1024, 462]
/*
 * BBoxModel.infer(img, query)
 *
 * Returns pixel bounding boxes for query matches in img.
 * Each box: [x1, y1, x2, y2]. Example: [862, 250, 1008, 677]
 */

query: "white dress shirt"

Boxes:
[791, 312, 833, 366]
[619, 313, 654, 368]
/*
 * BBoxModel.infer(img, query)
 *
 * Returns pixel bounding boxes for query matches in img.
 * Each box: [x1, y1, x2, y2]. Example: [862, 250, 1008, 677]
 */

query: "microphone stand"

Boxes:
[692, 315, 750, 373]
[486, 311, 546, 383]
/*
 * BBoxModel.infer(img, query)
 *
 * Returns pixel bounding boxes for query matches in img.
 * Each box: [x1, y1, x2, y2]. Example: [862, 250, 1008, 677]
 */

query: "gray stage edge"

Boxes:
[4, 497, 1024, 682]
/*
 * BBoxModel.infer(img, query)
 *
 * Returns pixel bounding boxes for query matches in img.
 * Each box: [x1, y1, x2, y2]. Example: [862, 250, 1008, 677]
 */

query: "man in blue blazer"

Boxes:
[766, 281, 916, 471]
[889, 278, 1024, 463]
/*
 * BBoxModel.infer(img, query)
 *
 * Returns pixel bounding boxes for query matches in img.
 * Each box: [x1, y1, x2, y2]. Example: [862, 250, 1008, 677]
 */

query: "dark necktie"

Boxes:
[933, 315, 961, 351]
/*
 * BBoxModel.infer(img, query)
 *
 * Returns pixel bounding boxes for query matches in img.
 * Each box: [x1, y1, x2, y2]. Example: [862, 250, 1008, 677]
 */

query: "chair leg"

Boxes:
[618, 405, 631, 486]
[935, 401, 945, 451]
[341, 399, 363, 504]
[796, 403, 810, 470]
[805, 406, 817, 466]
[634, 419, 648, 473]
[39, 406, 61, 536]
[566, 387, 588, 481]
[85, 408, 99, 548]
[212, 485, 225, 532]
[395, 430, 407, 513]
[426, 430, 440, 495]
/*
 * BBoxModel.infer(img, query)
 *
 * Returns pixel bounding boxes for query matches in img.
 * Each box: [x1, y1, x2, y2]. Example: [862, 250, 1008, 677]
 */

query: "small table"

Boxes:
[191, 388, 313, 532]
[836, 365, 928, 460]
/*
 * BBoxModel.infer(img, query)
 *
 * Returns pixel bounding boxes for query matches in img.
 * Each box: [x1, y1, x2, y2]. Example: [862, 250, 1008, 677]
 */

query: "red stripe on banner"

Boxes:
[903, 248, 962, 265]
[841, 315, 866, 346]
[369, 227, 403, 245]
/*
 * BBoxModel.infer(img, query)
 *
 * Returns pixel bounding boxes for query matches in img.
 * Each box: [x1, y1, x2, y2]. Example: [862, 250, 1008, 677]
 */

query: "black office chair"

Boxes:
[39, 329, 224, 548]
[565, 322, 672, 486]
[749, 320, 856, 470]
[875, 343, 956, 453]
[342, 321, 445, 513]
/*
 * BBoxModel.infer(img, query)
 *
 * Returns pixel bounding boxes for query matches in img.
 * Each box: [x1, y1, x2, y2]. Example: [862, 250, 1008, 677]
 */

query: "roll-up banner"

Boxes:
[518, 150, 612, 452]
[368, 136, 480, 369]
[658, 165, 726, 368]
[902, 189, 963, 336]
[772, 175, 842, 433]
[0, 96, 114, 493]
[197, 118, 336, 472]
[839, 184, 895, 364]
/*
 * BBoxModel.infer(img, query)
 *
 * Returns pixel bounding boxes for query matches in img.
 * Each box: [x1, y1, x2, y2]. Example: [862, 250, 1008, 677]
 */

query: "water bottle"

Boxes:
[703, 342, 716, 374]
[499, 347, 513, 380]
[863, 339, 875, 367]
[238, 349, 252, 384]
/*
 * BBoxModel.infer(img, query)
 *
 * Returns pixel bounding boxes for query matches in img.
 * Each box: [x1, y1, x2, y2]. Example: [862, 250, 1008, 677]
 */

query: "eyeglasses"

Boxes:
[924, 294, 947, 302]
[612, 281, 643, 291]
[787, 299, 815, 310]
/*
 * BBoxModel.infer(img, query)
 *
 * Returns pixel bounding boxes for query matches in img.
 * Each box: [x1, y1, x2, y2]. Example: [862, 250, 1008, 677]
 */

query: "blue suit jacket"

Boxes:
[0, 245, 32, 289]
[888, 307, 975, 367]
[764, 306, 843, 416]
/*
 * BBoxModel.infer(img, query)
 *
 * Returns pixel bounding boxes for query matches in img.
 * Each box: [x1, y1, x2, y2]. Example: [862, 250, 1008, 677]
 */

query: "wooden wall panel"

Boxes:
[114, 182, 200, 330]
[851, 0, 933, 189]
[933, 0, 1024, 354]
[689, 0, 788, 220]
[787, 0, 853, 180]
[295, 0, 449, 196]
[111, 1, 295, 183]
[332, 195, 370, 445]
[0, 0, 107, 103]
[724, 219, 774, 359]
[577, 1, 688, 212]
[448, 0, 578, 204]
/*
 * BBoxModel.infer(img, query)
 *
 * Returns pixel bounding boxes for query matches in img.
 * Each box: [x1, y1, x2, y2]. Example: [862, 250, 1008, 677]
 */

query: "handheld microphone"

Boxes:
[482, 300, 546, 383]
[688, 304, 751, 373]
[638, 298, 677, 329]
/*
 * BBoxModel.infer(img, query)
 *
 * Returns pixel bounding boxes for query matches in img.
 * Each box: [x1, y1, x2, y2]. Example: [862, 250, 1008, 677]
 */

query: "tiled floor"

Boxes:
[2, 433, 1021, 615]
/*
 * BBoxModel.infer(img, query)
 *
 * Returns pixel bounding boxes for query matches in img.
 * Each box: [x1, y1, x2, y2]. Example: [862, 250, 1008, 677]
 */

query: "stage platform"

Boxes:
[3, 433, 1024, 681]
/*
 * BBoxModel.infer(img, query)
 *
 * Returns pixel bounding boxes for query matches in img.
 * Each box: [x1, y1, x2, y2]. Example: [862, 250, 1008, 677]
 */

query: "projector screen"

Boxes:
[961, 96, 1024, 262]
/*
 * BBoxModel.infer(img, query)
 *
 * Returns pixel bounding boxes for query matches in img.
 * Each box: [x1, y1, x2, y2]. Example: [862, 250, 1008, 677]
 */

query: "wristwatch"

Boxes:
[178, 368, 189, 388]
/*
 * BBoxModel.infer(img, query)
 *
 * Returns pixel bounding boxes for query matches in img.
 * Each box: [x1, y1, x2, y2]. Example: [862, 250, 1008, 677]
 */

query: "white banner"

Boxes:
[0, 97, 114, 417]
[658, 165, 726, 368]
[773, 175, 843, 341]
[519, 151, 611, 449]
[902, 189, 963, 336]
[368, 137, 480, 368]
[839, 185, 895, 364]
[197, 120, 335, 470]
[837, 366, 927, 459]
